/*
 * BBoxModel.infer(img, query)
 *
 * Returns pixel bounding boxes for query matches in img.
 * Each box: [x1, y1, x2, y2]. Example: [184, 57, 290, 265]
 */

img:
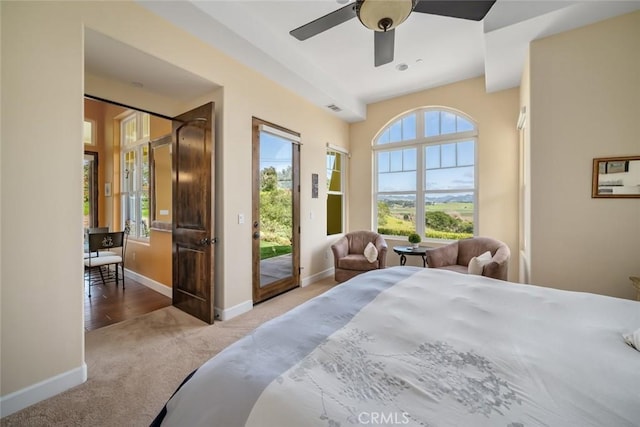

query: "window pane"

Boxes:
[327, 151, 342, 192]
[389, 120, 402, 143]
[378, 151, 390, 173]
[457, 141, 475, 166]
[403, 149, 416, 170]
[124, 194, 137, 237]
[425, 192, 474, 240]
[425, 111, 440, 137]
[140, 190, 150, 237]
[83, 121, 93, 145]
[441, 143, 456, 168]
[389, 150, 403, 172]
[457, 116, 474, 132]
[124, 151, 135, 193]
[124, 118, 137, 146]
[425, 145, 440, 169]
[327, 194, 343, 235]
[426, 166, 474, 191]
[377, 129, 390, 145]
[378, 172, 416, 192]
[402, 114, 416, 140]
[441, 112, 456, 134]
[141, 114, 150, 139]
[141, 145, 150, 191]
[377, 195, 416, 236]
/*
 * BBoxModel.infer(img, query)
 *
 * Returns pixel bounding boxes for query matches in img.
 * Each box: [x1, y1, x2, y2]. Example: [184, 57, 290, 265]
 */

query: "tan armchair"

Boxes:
[331, 231, 388, 283]
[425, 236, 510, 281]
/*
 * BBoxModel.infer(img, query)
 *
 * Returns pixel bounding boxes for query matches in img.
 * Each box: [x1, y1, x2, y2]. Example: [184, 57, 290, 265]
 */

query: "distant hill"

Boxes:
[381, 194, 473, 204]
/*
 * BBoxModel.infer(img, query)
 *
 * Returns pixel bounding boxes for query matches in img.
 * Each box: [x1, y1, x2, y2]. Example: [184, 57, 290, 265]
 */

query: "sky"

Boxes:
[259, 132, 293, 173]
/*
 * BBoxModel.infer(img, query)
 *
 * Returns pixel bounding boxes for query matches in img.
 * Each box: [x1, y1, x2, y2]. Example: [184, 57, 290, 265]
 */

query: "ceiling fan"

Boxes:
[290, 0, 496, 67]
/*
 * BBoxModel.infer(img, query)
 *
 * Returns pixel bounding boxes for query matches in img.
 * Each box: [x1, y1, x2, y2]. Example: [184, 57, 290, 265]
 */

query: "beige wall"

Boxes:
[1, 0, 347, 405]
[349, 77, 520, 280]
[527, 11, 640, 299]
[2, 0, 85, 400]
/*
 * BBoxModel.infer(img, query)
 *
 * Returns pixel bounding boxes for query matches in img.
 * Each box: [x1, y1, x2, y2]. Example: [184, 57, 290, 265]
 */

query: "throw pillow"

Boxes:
[468, 251, 492, 275]
[364, 242, 378, 263]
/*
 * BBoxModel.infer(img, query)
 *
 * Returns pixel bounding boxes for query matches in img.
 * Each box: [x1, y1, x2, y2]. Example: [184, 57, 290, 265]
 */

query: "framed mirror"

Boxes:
[592, 155, 640, 198]
[150, 134, 173, 230]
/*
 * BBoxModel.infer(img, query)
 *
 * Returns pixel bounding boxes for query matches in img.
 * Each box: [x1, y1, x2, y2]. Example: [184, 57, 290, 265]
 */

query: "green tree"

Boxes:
[426, 211, 473, 234]
[260, 188, 292, 245]
[377, 200, 391, 226]
[260, 167, 277, 191]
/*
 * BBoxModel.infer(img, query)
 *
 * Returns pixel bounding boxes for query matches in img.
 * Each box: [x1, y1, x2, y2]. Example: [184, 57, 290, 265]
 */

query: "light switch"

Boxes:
[159, 209, 169, 216]
[238, 214, 245, 224]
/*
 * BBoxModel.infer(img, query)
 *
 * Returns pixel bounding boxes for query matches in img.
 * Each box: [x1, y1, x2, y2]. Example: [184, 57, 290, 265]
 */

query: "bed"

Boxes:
[152, 267, 640, 426]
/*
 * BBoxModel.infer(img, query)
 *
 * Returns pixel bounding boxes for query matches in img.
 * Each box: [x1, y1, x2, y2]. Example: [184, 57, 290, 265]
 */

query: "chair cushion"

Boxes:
[83, 251, 118, 259]
[84, 255, 122, 267]
[363, 242, 378, 263]
[338, 254, 379, 271]
[468, 251, 492, 275]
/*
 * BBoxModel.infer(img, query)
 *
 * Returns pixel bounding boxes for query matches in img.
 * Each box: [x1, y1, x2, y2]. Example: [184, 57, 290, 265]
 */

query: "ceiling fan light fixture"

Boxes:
[357, 0, 415, 32]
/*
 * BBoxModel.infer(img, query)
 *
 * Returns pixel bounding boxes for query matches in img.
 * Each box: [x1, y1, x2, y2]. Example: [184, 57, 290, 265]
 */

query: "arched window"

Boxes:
[373, 107, 477, 240]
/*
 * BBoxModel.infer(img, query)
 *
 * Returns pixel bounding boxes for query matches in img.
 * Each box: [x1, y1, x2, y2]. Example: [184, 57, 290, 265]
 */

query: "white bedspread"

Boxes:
[159, 267, 640, 427]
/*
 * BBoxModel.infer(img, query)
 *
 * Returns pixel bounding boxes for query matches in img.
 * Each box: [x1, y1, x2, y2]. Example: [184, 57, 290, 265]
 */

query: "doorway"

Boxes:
[252, 118, 300, 303]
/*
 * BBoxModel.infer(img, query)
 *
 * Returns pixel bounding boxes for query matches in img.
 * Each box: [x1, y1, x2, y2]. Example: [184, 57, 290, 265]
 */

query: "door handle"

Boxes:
[199, 237, 217, 246]
[253, 232, 260, 240]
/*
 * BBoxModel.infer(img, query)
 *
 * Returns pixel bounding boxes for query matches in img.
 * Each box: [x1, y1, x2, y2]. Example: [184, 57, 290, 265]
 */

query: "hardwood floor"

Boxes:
[84, 273, 171, 331]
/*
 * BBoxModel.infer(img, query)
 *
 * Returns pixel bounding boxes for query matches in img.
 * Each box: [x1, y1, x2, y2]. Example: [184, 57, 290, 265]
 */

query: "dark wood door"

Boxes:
[172, 103, 215, 323]
[252, 118, 300, 303]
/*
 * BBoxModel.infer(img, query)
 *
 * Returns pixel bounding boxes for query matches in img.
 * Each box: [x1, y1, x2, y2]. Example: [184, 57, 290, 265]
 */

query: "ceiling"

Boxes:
[89, 1, 640, 122]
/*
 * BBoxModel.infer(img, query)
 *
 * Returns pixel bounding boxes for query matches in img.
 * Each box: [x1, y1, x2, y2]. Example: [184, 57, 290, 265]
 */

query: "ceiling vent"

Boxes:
[326, 104, 342, 112]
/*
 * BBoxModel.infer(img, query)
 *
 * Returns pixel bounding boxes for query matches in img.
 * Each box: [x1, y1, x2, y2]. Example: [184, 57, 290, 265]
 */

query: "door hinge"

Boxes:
[298, 226, 301, 234]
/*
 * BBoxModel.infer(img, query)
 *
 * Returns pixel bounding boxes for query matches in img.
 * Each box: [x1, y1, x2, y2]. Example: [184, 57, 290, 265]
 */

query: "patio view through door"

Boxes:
[252, 118, 300, 303]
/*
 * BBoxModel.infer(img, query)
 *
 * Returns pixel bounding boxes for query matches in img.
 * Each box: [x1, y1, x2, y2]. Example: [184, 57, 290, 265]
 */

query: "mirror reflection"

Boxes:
[592, 156, 640, 198]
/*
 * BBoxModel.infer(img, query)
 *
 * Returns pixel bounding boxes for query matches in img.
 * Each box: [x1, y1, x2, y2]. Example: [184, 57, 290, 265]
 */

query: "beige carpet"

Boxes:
[1, 279, 336, 426]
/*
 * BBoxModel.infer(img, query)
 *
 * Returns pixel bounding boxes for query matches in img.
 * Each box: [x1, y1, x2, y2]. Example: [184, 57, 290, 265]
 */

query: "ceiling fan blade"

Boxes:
[413, 0, 496, 21]
[374, 29, 395, 67]
[290, 3, 357, 41]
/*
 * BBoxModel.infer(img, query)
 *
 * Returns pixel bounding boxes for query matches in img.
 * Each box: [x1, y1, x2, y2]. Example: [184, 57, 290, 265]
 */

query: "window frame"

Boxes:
[326, 147, 348, 236]
[120, 112, 151, 240]
[373, 107, 478, 241]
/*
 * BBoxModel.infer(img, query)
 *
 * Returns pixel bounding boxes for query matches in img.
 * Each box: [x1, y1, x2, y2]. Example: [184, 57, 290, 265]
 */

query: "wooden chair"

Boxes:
[84, 231, 126, 297]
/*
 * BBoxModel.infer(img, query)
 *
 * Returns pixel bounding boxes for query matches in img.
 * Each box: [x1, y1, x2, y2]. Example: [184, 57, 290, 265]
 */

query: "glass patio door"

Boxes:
[252, 118, 300, 303]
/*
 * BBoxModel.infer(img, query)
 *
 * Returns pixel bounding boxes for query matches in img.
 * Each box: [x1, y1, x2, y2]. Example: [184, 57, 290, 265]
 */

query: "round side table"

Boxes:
[393, 246, 431, 268]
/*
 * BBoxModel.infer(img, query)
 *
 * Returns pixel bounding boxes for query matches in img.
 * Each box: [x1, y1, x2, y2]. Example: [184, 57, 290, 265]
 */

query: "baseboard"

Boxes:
[214, 300, 253, 321]
[301, 267, 334, 287]
[124, 269, 172, 298]
[0, 364, 87, 418]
